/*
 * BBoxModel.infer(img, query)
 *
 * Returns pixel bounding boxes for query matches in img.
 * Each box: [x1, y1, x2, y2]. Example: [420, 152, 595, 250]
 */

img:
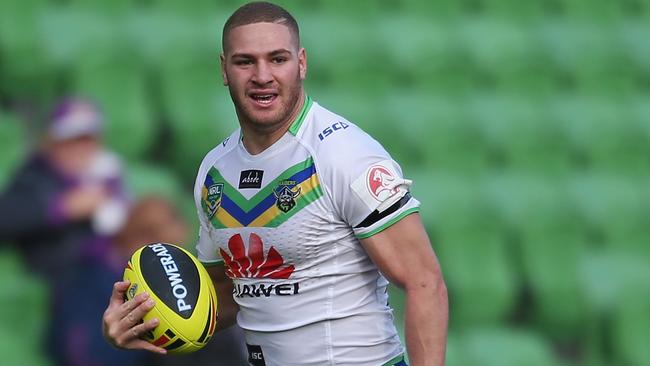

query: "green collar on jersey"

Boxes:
[288, 95, 313, 136]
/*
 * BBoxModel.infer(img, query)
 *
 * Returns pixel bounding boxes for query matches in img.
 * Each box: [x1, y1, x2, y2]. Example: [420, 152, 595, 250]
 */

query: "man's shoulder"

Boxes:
[298, 102, 374, 148]
[301, 101, 389, 167]
[195, 130, 239, 183]
[299, 101, 390, 182]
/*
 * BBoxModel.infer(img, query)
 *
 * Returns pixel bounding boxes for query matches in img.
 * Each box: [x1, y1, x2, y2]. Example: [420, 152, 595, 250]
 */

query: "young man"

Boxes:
[103, 2, 448, 365]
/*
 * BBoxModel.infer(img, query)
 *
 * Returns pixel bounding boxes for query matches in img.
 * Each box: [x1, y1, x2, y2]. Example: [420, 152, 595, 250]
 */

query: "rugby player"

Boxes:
[103, 2, 448, 365]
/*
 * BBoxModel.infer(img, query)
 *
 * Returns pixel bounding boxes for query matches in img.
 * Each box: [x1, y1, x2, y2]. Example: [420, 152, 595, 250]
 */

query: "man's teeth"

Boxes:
[253, 95, 274, 103]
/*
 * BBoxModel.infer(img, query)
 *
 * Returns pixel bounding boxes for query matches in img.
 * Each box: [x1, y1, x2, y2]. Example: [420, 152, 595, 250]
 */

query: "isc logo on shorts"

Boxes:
[247, 344, 266, 366]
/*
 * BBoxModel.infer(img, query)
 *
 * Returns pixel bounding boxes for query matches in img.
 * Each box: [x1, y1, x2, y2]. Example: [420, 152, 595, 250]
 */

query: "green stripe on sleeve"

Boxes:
[355, 208, 420, 240]
[383, 354, 406, 366]
[200, 260, 224, 267]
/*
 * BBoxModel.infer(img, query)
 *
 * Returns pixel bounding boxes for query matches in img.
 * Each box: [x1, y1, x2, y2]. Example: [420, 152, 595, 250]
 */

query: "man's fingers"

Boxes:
[129, 339, 168, 355]
[109, 281, 130, 307]
[117, 291, 150, 318]
[117, 318, 165, 354]
[129, 317, 160, 339]
[121, 298, 155, 328]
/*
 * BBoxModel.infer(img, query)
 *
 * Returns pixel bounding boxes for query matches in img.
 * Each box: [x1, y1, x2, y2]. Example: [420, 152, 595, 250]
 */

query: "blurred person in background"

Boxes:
[49, 196, 183, 366]
[49, 196, 248, 366]
[103, 2, 447, 366]
[0, 97, 129, 285]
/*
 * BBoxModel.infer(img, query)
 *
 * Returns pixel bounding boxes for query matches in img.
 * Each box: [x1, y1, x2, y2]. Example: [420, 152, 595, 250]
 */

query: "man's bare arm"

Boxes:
[360, 213, 448, 366]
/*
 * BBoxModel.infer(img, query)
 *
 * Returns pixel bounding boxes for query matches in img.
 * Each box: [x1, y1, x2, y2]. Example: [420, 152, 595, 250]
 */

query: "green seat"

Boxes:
[619, 20, 650, 78]
[72, 59, 155, 160]
[470, 93, 572, 176]
[0, 248, 49, 352]
[382, 94, 488, 174]
[461, 328, 561, 366]
[481, 0, 546, 19]
[513, 176, 590, 340]
[310, 17, 392, 92]
[612, 284, 650, 366]
[154, 0, 219, 14]
[457, 18, 542, 87]
[159, 58, 238, 182]
[445, 332, 470, 366]
[0, 331, 51, 366]
[64, 0, 135, 15]
[0, 0, 56, 103]
[398, 0, 463, 18]
[570, 174, 650, 255]
[558, 96, 648, 176]
[123, 161, 185, 202]
[376, 17, 471, 94]
[564, 0, 625, 20]
[415, 173, 517, 327]
[0, 111, 28, 190]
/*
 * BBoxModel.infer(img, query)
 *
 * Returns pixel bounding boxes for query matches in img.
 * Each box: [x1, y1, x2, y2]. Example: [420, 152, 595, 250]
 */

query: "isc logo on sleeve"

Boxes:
[247, 344, 266, 366]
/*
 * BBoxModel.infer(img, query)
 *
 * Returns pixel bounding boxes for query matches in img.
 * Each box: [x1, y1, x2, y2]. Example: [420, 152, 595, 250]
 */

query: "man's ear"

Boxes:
[220, 53, 228, 86]
[298, 47, 307, 80]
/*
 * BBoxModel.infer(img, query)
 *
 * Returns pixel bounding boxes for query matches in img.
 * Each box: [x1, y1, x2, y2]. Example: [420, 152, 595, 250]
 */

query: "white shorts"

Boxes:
[242, 313, 405, 366]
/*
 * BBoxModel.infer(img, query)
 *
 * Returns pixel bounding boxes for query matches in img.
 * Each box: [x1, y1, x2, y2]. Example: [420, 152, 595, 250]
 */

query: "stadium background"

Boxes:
[1, 0, 649, 365]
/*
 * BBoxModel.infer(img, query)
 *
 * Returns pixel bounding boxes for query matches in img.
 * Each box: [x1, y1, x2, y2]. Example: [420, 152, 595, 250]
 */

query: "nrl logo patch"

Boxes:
[204, 183, 224, 219]
[273, 180, 301, 213]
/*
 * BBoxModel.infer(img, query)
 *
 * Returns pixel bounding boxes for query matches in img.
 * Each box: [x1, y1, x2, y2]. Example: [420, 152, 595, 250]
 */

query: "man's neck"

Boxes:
[241, 93, 305, 155]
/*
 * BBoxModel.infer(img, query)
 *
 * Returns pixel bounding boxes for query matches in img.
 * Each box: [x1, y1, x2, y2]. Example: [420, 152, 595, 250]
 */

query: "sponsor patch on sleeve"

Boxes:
[351, 160, 412, 213]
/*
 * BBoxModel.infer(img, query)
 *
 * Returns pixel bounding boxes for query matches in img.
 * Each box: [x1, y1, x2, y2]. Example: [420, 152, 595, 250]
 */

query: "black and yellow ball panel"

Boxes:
[123, 243, 218, 354]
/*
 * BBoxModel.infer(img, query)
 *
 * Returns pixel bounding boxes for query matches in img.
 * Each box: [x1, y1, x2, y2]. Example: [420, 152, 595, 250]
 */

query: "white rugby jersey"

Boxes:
[194, 96, 419, 366]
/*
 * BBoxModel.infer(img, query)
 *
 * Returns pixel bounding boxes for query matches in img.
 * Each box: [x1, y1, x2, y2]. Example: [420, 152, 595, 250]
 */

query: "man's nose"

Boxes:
[252, 61, 273, 85]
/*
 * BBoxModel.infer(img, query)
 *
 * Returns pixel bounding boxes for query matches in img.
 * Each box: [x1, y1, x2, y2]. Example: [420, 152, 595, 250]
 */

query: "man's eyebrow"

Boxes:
[269, 49, 292, 56]
[230, 49, 293, 59]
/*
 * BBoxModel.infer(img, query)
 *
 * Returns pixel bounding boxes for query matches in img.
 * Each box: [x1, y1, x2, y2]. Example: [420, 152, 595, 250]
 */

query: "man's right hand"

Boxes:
[102, 281, 167, 354]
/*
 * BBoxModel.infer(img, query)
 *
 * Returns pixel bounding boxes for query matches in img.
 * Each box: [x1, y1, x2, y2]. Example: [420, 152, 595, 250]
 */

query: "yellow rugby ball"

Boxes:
[123, 243, 218, 354]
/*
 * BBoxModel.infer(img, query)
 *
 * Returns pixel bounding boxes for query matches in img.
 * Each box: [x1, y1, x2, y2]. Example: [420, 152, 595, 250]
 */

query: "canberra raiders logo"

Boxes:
[204, 183, 224, 219]
[273, 180, 301, 213]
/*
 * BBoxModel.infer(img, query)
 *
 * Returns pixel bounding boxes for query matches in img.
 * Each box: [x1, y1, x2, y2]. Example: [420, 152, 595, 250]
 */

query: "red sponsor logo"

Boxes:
[220, 234, 295, 279]
[367, 165, 397, 201]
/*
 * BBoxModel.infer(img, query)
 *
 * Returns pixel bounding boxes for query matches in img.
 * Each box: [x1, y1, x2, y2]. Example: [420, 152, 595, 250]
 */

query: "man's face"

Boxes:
[221, 22, 306, 131]
[47, 135, 101, 175]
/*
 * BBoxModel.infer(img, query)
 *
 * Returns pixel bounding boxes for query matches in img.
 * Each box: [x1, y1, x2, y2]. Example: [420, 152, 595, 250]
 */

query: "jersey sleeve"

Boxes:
[194, 189, 224, 266]
[318, 124, 420, 239]
[193, 146, 226, 266]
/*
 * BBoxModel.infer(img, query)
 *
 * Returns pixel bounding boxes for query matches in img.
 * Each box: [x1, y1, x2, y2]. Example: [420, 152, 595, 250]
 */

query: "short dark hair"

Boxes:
[222, 1, 300, 53]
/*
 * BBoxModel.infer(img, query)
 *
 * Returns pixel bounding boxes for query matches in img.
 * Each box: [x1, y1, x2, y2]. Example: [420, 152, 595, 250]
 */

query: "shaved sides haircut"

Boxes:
[222, 1, 300, 52]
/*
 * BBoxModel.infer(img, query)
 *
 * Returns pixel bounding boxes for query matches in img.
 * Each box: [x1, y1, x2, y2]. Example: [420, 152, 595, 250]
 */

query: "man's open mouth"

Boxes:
[249, 93, 278, 106]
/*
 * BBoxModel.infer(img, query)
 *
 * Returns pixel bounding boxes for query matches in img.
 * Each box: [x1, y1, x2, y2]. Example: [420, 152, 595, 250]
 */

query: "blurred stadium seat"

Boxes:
[0, 2, 648, 366]
[570, 174, 650, 255]
[469, 93, 572, 175]
[459, 328, 562, 366]
[0, 0, 57, 103]
[612, 286, 650, 366]
[0, 111, 28, 190]
[506, 175, 589, 339]
[0, 248, 49, 365]
[158, 56, 239, 182]
[416, 173, 518, 327]
[72, 57, 155, 160]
